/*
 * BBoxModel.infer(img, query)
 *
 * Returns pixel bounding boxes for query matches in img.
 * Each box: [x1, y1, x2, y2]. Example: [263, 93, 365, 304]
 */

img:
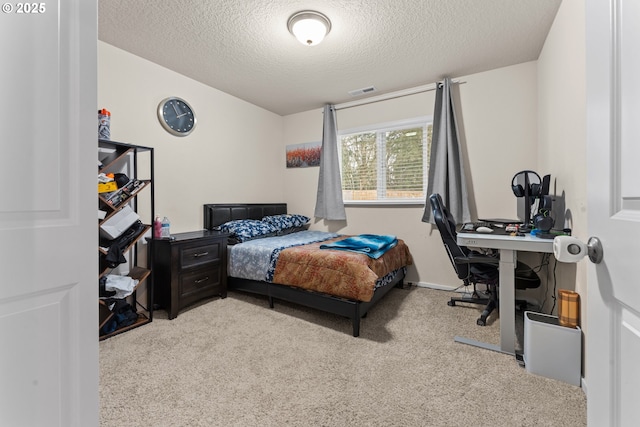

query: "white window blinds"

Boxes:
[339, 118, 432, 203]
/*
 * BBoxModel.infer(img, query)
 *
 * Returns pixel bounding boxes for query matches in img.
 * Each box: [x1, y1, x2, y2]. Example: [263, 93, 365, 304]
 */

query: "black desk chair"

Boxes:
[429, 193, 540, 326]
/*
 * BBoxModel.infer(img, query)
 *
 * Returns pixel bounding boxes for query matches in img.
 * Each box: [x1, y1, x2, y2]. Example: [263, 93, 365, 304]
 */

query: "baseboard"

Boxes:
[411, 282, 542, 307]
[411, 281, 492, 295]
[411, 281, 459, 292]
[413, 281, 493, 294]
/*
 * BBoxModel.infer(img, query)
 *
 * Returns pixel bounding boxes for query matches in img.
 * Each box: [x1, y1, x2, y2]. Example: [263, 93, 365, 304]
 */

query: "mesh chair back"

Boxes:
[429, 193, 471, 281]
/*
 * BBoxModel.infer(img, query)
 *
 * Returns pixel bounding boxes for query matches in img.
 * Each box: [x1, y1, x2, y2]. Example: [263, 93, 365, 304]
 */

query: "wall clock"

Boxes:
[157, 97, 197, 136]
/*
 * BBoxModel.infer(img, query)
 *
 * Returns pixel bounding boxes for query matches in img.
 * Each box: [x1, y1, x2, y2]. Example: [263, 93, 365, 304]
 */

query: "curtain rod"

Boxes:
[334, 80, 465, 111]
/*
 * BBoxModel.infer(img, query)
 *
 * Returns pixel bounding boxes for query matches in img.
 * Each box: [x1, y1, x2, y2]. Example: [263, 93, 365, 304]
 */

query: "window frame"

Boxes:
[338, 116, 432, 206]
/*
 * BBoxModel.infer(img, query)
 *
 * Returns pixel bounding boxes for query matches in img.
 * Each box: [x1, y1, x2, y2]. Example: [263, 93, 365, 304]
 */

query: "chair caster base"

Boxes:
[477, 318, 487, 326]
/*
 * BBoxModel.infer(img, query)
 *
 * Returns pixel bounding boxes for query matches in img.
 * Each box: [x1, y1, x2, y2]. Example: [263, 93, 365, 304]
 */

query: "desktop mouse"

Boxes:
[476, 226, 494, 233]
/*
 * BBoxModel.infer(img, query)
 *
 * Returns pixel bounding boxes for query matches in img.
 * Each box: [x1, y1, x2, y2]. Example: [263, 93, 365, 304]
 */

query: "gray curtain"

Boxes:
[314, 104, 346, 220]
[422, 78, 471, 224]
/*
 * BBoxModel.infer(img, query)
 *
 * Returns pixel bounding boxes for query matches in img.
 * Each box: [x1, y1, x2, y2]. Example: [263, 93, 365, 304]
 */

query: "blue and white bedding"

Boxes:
[228, 230, 339, 282]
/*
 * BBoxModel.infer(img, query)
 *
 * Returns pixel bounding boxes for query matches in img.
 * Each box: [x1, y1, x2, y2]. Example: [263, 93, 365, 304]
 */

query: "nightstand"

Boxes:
[150, 230, 229, 319]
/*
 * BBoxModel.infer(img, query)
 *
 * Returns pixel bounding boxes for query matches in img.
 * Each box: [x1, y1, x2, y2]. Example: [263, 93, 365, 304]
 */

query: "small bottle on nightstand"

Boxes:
[160, 216, 171, 238]
[153, 216, 162, 238]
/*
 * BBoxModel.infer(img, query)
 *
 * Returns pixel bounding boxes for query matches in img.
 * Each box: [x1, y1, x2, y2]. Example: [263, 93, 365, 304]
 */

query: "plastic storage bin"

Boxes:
[523, 311, 582, 386]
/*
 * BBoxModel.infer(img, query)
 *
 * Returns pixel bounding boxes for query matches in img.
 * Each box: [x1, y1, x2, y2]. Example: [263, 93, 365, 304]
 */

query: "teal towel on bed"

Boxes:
[319, 234, 398, 259]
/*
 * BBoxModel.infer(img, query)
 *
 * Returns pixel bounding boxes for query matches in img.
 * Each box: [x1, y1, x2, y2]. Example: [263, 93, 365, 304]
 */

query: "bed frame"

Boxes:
[203, 203, 406, 337]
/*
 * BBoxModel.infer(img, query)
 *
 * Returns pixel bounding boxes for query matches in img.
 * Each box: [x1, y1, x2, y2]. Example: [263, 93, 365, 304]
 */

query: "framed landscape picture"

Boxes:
[286, 141, 321, 168]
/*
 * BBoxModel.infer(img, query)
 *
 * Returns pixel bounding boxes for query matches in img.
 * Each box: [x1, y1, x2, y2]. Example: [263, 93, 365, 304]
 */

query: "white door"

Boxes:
[586, 0, 640, 425]
[0, 1, 98, 426]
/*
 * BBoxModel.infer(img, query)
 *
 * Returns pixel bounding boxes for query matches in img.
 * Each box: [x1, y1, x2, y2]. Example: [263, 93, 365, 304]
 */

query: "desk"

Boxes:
[456, 232, 554, 355]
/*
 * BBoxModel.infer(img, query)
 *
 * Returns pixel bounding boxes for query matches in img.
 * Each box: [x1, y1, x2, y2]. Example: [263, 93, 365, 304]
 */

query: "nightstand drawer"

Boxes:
[179, 242, 222, 270]
[180, 265, 222, 298]
[151, 230, 228, 319]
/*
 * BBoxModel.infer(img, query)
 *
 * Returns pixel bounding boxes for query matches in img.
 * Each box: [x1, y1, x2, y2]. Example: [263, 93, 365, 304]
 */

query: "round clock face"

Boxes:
[158, 97, 196, 136]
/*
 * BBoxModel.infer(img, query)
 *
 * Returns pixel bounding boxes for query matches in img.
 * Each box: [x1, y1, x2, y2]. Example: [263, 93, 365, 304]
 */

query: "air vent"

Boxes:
[348, 86, 377, 96]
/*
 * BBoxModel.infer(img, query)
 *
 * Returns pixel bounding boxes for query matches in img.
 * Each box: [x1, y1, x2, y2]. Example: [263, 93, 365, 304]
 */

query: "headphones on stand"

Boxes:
[511, 170, 541, 230]
[511, 170, 542, 199]
[511, 170, 553, 231]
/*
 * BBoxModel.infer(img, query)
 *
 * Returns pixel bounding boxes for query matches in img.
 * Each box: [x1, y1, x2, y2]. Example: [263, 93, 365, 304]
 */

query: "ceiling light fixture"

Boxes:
[287, 11, 331, 46]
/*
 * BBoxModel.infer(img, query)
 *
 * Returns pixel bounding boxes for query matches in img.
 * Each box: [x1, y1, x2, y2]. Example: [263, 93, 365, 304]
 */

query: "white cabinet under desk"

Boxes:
[456, 232, 554, 356]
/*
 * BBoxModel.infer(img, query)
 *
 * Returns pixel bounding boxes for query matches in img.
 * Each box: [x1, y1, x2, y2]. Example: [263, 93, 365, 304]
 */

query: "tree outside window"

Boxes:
[339, 119, 432, 202]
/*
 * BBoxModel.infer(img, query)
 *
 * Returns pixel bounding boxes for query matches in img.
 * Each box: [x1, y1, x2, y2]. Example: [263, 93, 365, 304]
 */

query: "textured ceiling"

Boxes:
[98, 0, 562, 116]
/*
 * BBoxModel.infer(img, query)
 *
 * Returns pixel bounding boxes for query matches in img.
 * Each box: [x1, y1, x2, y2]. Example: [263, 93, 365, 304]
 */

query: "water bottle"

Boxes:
[160, 216, 170, 238]
[98, 108, 111, 140]
[153, 216, 162, 238]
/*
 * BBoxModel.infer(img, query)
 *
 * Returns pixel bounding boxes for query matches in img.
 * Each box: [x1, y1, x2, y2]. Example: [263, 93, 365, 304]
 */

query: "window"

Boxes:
[339, 117, 432, 204]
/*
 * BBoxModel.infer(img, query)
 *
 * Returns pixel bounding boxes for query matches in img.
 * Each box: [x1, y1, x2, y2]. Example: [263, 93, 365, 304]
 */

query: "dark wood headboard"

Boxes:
[203, 203, 287, 230]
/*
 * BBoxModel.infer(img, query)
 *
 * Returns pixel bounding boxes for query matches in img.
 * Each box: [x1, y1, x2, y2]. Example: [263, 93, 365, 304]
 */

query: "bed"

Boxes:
[203, 203, 413, 336]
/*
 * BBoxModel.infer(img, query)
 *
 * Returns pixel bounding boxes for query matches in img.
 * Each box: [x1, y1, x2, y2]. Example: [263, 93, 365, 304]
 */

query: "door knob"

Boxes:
[553, 235, 603, 264]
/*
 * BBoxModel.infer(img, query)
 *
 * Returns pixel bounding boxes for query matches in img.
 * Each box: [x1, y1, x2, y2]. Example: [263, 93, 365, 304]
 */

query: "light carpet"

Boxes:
[99, 286, 586, 426]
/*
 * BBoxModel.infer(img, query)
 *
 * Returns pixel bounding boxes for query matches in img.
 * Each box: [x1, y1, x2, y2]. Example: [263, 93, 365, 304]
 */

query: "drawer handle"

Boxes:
[194, 277, 209, 284]
[193, 251, 209, 258]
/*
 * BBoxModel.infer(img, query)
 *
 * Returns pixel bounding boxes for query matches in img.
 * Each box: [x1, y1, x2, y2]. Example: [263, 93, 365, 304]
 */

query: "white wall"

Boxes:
[98, 42, 284, 234]
[537, 2, 587, 320]
[283, 62, 539, 288]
